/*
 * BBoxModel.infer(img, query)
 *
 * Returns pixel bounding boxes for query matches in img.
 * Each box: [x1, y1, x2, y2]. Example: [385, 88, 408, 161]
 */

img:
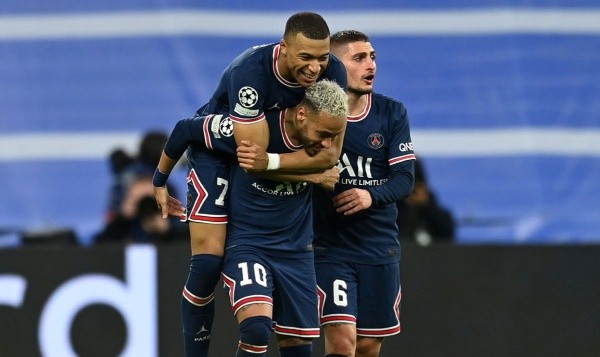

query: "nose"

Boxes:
[366, 57, 376, 69]
[308, 60, 320, 74]
[321, 138, 333, 149]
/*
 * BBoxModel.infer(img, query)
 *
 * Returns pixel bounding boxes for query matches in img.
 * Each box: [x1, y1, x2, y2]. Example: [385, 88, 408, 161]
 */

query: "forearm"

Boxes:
[252, 170, 322, 184]
[278, 149, 339, 172]
[366, 161, 415, 206]
[278, 129, 344, 172]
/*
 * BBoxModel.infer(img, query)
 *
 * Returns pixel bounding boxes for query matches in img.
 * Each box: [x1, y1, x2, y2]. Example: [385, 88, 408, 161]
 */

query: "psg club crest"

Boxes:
[238, 86, 259, 108]
[367, 133, 384, 149]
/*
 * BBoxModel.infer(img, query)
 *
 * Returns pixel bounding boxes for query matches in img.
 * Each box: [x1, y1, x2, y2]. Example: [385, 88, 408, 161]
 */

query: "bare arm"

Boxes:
[237, 124, 346, 173]
[153, 151, 185, 218]
[233, 121, 270, 151]
[254, 167, 340, 191]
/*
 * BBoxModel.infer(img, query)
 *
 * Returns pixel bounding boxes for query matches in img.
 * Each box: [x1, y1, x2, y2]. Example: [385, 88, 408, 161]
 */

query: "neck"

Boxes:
[347, 91, 369, 117]
[283, 108, 301, 145]
[276, 47, 295, 83]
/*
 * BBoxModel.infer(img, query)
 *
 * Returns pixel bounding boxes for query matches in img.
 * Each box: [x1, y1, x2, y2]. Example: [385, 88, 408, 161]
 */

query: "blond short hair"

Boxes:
[303, 80, 348, 119]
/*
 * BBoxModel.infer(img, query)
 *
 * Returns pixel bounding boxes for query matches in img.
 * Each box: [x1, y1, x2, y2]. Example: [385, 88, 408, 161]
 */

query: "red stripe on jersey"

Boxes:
[320, 314, 356, 324]
[347, 93, 371, 122]
[232, 296, 273, 313]
[188, 215, 228, 224]
[182, 287, 214, 307]
[389, 154, 416, 165]
[272, 44, 302, 88]
[357, 325, 401, 337]
[230, 112, 266, 124]
[274, 324, 320, 338]
[203, 115, 213, 150]
[279, 110, 302, 151]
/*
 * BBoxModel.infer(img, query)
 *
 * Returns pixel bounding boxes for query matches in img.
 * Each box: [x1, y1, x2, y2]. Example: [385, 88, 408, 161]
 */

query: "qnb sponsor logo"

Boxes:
[398, 142, 414, 152]
[337, 154, 373, 178]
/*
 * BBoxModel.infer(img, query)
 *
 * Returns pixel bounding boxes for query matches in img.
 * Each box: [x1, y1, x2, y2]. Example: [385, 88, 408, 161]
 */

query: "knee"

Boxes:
[238, 316, 272, 354]
[324, 324, 356, 356]
[355, 337, 383, 357]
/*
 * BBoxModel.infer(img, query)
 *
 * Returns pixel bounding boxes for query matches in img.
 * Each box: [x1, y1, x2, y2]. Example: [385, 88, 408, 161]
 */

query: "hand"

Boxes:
[332, 188, 372, 216]
[316, 167, 340, 191]
[236, 140, 269, 172]
[153, 186, 185, 219]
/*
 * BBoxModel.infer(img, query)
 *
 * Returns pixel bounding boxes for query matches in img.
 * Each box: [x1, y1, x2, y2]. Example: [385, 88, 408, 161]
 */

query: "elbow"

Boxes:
[318, 149, 340, 169]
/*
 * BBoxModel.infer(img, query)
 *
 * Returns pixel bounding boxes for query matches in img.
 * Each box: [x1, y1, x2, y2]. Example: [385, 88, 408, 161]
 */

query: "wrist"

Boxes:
[152, 168, 170, 187]
[266, 153, 280, 171]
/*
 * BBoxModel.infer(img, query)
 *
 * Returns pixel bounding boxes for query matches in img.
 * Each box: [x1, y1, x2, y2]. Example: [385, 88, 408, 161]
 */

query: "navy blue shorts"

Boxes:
[316, 259, 401, 337]
[221, 247, 320, 338]
[183, 162, 230, 224]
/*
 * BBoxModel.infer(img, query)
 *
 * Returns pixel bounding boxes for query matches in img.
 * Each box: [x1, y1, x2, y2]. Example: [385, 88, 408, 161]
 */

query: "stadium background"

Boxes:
[1, 1, 599, 356]
[1, 0, 599, 245]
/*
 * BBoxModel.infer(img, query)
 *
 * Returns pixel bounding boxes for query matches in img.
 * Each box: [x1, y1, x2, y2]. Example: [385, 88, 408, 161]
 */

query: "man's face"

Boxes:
[280, 33, 330, 87]
[335, 41, 376, 95]
[296, 108, 345, 157]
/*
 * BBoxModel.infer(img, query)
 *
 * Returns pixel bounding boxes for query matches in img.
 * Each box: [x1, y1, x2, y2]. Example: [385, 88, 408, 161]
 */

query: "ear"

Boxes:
[296, 106, 307, 124]
[279, 39, 287, 55]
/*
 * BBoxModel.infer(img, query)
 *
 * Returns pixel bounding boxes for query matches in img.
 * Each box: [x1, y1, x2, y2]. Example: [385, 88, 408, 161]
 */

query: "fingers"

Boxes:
[332, 189, 370, 216]
[167, 196, 185, 217]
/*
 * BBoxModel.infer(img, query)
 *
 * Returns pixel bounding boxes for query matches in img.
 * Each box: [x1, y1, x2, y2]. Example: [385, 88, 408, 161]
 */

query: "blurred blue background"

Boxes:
[1, 0, 599, 246]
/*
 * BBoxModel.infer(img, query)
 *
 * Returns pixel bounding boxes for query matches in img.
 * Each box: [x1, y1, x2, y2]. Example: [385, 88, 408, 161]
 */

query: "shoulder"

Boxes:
[228, 44, 276, 85]
[321, 54, 348, 87]
[372, 92, 406, 110]
[231, 43, 276, 70]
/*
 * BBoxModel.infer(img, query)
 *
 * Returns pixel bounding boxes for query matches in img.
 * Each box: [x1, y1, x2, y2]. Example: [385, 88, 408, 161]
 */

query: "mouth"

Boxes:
[300, 71, 318, 83]
[364, 74, 375, 85]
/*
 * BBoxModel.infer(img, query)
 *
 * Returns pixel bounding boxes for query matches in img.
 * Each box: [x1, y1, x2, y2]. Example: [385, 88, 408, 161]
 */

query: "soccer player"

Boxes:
[157, 12, 347, 356]
[154, 80, 348, 357]
[312, 31, 416, 357]
[222, 79, 347, 357]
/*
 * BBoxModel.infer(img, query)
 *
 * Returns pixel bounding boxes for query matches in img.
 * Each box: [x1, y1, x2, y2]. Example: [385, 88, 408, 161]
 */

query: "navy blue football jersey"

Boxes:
[197, 43, 347, 124]
[313, 93, 416, 264]
[226, 109, 315, 258]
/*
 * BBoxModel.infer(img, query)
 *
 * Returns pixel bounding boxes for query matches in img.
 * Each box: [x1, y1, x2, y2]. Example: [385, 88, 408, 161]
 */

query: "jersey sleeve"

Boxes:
[164, 115, 237, 161]
[366, 102, 416, 206]
[227, 65, 267, 124]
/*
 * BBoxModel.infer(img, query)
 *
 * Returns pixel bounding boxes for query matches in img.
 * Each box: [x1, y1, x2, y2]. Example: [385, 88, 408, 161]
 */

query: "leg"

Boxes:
[222, 248, 275, 356]
[276, 335, 313, 357]
[236, 304, 273, 357]
[355, 336, 383, 357]
[181, 222, 226, 357]
[272, 255, 320, 357]
[355, 263, 401, 357]
[322, 323, 357, 357]
[315, 259, 358, 357]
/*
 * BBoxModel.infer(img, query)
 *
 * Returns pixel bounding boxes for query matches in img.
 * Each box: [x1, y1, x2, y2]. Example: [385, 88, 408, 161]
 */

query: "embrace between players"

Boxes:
[153, 12, 415, 357]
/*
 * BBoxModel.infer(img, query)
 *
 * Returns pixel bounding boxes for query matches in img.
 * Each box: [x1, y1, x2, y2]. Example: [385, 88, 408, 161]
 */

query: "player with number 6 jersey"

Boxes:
[312, 30, 416, 357]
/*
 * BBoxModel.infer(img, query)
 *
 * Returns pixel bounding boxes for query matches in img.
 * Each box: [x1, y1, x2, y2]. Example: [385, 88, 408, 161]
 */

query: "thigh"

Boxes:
[356, 263, 401, 337]
[272, 256, 320, 339]
[184, 160, 230, 224]
[188, 222, 226, 255]
[315, 259, 358, 325]
[221, 248, 274, 316]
